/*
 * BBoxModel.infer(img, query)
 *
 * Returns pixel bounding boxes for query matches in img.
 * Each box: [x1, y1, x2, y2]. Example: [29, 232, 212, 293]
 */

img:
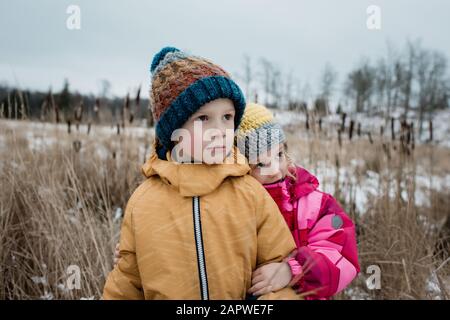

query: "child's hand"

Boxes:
[247, 262, 292, 296]
[113, 243, 121, 266]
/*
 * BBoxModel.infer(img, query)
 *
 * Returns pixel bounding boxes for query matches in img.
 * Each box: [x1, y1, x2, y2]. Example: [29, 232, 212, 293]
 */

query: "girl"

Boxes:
[103, 47, 298, 300]
[238, 103, 360, 299]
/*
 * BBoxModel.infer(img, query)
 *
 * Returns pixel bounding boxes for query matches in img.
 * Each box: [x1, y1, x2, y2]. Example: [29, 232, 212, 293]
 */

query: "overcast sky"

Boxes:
[1, 0, 448, 101]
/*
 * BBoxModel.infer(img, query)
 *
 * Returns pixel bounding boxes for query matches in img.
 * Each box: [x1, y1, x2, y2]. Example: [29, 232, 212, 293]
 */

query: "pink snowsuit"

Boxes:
[263, 166, 360, 299]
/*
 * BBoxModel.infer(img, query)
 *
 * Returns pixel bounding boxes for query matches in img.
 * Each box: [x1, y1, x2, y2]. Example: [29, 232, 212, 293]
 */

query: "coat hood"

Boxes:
[141, 143, 250, 197]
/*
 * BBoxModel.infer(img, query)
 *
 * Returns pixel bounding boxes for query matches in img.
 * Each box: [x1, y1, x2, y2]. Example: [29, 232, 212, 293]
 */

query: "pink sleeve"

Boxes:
[294, 193, 360, 299]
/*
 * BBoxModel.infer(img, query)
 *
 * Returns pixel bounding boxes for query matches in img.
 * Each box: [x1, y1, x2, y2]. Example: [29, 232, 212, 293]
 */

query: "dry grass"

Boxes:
[0, 120, 152, 299]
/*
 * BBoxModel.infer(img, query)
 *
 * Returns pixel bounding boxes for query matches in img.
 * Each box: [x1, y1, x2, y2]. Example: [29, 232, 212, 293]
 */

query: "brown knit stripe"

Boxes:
[151, 57, 230, 121]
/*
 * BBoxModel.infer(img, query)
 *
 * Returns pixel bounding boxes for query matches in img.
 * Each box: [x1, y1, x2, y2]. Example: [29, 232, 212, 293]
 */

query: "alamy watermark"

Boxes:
[66, 5, 81, 30]
[367, 5, 381, 30]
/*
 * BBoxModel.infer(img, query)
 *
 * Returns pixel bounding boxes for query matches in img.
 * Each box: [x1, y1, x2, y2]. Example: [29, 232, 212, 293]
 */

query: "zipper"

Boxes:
[192, 196, 209, 300]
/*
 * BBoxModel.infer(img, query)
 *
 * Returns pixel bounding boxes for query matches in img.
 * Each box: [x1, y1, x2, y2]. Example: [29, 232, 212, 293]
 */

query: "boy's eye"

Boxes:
[223, 113, 234, 121]
[256, 162, 265, 168]
[196, 115, 208, 121]
[278, 151, 283, 158]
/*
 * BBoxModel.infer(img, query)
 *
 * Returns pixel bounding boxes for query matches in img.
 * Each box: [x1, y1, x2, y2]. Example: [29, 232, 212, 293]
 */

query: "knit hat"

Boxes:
[236, 103, 286, 161]
[149, 46, 246, 159]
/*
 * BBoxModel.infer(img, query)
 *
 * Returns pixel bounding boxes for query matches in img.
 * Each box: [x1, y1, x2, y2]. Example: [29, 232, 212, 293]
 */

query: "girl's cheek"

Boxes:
[280, 156, 289, 176]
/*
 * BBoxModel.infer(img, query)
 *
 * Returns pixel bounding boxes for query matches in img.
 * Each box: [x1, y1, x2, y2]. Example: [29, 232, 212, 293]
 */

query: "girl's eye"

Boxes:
[223, 114, 234, 121]
[278, 151, 283, 158]
[257, 162, 265, 168]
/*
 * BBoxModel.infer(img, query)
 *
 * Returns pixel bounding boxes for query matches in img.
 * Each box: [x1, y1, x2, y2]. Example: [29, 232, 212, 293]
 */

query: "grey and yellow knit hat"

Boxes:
[236, 103, 286, 161]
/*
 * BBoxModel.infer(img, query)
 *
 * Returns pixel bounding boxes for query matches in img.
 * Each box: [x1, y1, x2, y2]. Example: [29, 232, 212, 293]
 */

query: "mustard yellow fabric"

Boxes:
[103, 145, 297, 299]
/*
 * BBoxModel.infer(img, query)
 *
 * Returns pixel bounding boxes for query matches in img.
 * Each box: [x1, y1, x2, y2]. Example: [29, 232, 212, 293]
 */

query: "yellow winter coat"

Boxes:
[102, 146, 298, 300]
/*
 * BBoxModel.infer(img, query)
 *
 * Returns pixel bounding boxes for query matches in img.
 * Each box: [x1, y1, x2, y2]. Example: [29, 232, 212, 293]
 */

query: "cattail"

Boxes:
[429, 120, 433, 142]
[94, 98, 100, 123]
[318, 118, 322, 132]
[14, 94, 17, 120]
[334, 153, 341, 200]
[6, 92, 11, 119]
[0, 102, 4, 118]
[382, 143, 391, 160]
[337, 128, 342, 148]
[349, 120, 355, 140]
[74, 101, 83, 131]
[368, 132, 373, 144]
[380, 125, 384, 137]
[94, 98, 100, 113]
[254, 92, 258, 104]
[18, 90, 26, 120]
[116, 123, 120, 135]
[406, 122, 411, 146]
[341, 112, 347, 131]
[124, 93, 130, 110]
[135, 87, 141, 108]
[357, 122, 361, 137]
[73, 140, 82, 152]
[48, 90, 59, 123]
[128, 88, 140, 125]
[399, 119, 407, 154]
[305, 113, 310, 131]
[391, 117, 395, 141]
[400, 121, 411, 156]
[40, 99, 47, 121]
[411, 122, 415, 150]
[67, 120, 71, 134]
[122, 93, 130, 128]
[87, 122, 91, 135]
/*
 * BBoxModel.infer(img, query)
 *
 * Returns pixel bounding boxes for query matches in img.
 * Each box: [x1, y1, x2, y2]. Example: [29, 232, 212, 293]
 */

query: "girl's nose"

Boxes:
[268, 171, 282, 181]
[262, 164, 281, 180]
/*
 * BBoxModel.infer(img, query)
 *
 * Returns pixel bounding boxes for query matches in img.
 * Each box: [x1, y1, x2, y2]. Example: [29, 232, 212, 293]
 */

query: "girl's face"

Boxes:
[249, 143, 289, 185]
[174, 98, 236, 164]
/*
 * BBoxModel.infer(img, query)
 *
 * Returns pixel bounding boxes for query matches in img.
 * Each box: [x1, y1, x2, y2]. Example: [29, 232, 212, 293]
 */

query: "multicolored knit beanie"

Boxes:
[149, 46, 246, 159]
[236, 103, 286, 161]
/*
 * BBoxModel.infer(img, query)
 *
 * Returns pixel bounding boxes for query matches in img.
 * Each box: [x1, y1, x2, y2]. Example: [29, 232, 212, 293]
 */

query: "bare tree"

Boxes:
[319, 63, 338, 113]
[416, 48, 448, 136]
[345, 59, 375, 113]
[284, 70, 294, 110]
[270, 65, 282, 109]
[99, 79, 111, 98]
[401, 40, 416, 120]
[241, 55, 253, 101]
[374, 43, 397, 121]
[259, 58, 273, 107]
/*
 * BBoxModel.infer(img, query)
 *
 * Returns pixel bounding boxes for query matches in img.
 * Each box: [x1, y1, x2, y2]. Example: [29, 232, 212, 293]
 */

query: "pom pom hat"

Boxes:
[149, 47, 246, 159]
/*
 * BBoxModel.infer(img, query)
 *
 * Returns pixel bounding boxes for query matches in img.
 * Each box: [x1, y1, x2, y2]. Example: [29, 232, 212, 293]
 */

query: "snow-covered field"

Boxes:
[0, 119, 155, 167]
[1, 107, 449, 215]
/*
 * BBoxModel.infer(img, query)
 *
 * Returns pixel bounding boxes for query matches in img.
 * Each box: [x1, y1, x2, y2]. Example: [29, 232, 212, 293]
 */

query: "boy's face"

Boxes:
[249, 143, 288, 185]
[172, 98, 236, 164]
